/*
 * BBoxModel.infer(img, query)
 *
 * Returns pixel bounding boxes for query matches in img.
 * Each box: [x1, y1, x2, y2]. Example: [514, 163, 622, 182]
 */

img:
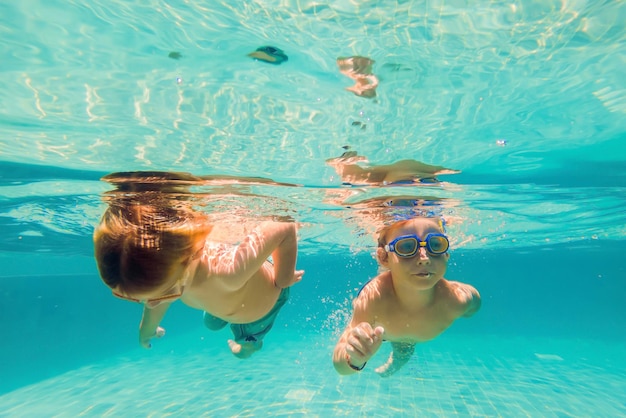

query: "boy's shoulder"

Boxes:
[360, 271, 392, 294]
[351, 273, 393, 322]
[439, 279, 480, 317]
[353, 272, 391, 303]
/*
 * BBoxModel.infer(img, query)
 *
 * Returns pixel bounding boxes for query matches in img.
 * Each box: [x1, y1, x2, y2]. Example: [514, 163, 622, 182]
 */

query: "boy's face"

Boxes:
[380, 218, 449, 288]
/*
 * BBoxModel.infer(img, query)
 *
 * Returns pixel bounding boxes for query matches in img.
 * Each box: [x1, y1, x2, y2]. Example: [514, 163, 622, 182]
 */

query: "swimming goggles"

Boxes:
[112, 288, 183, 305]
[384, 233, 449, 257]
[112, 276, 187, 306]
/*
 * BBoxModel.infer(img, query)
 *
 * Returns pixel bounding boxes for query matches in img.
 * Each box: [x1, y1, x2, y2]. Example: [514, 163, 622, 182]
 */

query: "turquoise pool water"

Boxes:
[1, 0, 625, 416]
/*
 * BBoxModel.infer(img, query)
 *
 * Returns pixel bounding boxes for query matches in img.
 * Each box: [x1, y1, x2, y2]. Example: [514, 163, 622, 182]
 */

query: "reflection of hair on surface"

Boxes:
[344, 194, 454, 229]
[323, 196, 452, 254]
[326, 152, 460, 186]
[102, 171, 203, 193]
[103, 171, 298, 189]
[337, 56, 379, 98]
[100, 171, 298, 245]
[345, 195, 450, 209]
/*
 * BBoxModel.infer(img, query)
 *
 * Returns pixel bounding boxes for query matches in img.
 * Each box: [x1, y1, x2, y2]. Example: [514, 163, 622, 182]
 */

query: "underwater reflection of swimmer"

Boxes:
[107, 170, 299, 190]
[323, 185, 459, 247]
[322, 151, 463, 256]
[93, 171, 304, 359]
[337, 56, 379, 98]
[326, 151, 460, 186]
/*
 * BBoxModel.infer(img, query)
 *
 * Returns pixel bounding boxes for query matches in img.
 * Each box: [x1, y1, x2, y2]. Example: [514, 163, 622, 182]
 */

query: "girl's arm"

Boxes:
[210, 222, 301, 290]
[138, 301, 172, 348]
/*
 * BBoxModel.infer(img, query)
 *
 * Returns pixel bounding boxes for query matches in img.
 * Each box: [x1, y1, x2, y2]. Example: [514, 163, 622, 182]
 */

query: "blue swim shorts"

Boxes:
[203, 287, 289, 343]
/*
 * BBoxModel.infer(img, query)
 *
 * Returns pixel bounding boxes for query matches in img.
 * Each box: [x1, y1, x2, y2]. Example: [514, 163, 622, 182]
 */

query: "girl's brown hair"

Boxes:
[93, 172, 212, 296]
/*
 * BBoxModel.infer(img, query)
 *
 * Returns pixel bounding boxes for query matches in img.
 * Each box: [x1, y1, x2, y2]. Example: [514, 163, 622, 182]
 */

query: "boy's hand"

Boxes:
[139, 326, 165, 349]
[291, 269, 305, 286]
[276, 269, 305, 288]
[345, 323, 384, 367]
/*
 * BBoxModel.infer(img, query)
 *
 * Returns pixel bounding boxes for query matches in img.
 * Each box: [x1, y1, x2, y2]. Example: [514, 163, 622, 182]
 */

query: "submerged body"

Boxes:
[93, 173, 303, 358]
[134, 222, 303, 357]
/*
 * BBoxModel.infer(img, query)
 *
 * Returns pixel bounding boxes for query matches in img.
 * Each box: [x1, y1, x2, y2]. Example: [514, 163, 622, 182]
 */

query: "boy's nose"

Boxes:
[415, 247, 430, 263]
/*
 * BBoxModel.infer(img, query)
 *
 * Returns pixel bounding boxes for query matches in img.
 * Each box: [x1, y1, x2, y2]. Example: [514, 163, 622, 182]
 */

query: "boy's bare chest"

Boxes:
[374, 305, 456, 343]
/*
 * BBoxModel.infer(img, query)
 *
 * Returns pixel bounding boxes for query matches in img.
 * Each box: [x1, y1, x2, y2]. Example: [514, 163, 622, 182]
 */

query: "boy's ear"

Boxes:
[376, 247, 389, 265]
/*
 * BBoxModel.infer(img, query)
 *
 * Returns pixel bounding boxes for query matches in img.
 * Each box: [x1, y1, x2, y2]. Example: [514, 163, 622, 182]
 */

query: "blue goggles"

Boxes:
[384, 233, 449, 257]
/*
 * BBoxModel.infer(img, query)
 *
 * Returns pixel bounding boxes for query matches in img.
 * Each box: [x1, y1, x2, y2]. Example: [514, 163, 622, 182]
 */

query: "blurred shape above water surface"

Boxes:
[337, 56, 379, 98]
[326, 151, 460, 186]
[248, 46, 289, 64]
[100, 171, 301, 244]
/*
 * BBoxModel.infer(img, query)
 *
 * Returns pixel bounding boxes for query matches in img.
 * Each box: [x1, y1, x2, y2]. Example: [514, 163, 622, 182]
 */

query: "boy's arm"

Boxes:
[138, 302, 172, 348]
[212, 222, 301, 290]
[332, 295, 384, 375]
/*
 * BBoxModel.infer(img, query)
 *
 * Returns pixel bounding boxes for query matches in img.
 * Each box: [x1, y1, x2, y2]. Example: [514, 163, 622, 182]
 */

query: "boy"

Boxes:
[332, 216, 480, 376]
[94, 172, 304, 358]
